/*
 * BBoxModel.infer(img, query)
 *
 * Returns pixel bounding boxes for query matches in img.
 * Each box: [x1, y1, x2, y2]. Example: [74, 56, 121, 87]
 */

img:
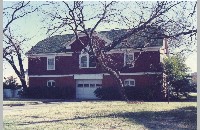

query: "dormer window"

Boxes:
[47, 57, 55, 70]
[124, 53, 134, 67]
[80, 55, 87, 68]
[79, 53, 96, 68]
[89, 55, 96, 68]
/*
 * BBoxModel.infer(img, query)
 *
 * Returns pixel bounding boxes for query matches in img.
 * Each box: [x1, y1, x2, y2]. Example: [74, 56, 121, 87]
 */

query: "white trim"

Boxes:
[74, 74, 103, 79]
[106, 46, 162, 54]
[103, 72, 162, 75]
[28, 75, 73, 77]
[65, 33, 90, 48]
[27, 53, 72, 58]
[28, 72, 162, 78]
[121, 72, 162, 75]
[47, 56, 55, 70]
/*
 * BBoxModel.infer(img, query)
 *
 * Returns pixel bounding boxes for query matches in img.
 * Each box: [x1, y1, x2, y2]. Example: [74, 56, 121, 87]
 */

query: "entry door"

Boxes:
[76, 79, 102, 99]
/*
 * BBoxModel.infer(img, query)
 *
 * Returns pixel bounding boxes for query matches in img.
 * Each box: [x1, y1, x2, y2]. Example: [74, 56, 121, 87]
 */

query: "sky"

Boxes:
[3, 1, 197, 82]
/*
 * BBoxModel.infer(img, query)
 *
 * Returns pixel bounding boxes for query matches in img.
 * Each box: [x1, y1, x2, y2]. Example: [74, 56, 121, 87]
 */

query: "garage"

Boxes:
[76, 79, 102, 99]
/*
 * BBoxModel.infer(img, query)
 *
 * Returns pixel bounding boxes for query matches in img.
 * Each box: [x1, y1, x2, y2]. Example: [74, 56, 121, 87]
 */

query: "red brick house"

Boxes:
[26, 29, 169, 99]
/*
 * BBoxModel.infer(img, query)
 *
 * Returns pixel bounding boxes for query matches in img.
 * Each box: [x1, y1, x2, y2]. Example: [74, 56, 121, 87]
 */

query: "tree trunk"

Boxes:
[5, 57, 27, 94]
[19, 75, 27, 91]
[176, 89, 179, 99]
[97, 52, 128, 101]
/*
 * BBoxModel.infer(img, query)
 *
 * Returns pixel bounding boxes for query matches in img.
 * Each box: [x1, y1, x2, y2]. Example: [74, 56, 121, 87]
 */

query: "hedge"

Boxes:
[25, 86, 74, 99]
[94, 86, 160, 101]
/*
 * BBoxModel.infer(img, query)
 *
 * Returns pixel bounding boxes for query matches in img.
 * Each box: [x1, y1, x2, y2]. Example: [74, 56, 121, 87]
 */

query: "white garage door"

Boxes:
[76, 79, 102, 99]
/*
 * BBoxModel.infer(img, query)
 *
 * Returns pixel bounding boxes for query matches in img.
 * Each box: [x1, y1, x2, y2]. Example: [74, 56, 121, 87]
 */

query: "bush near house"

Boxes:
[3, 76, 22, 90]
[3, 76, 22, 98]
[25, 87, 74, 99]
[163, 55, 196, 99]
[94, 86, 160, 101]
[94, 87, 121, 100]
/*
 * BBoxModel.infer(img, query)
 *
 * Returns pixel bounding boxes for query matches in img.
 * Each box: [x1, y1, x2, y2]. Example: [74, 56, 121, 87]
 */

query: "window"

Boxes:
[79, 53, 96, 68]
[47, 80, 56, 87]
[96, 84, 102, 88]
[90, 84, 95, 88]
[89, 56, 96, 67]
[124, 53, 134, 67]
[77, 84, 83, 87]
[124, 79, 135, 87]
[77, 83, 102, 88]
[81, 55, 87, 68]
[84, 84, 89, 87]
[47, 57, 55, 70]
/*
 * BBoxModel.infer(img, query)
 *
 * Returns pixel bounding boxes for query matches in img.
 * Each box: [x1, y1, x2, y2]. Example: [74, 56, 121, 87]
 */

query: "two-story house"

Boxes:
[26, 29, 169, 99]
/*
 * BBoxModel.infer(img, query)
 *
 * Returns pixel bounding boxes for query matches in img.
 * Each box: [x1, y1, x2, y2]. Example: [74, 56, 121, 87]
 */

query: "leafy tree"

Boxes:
[163, 55, 192, 99]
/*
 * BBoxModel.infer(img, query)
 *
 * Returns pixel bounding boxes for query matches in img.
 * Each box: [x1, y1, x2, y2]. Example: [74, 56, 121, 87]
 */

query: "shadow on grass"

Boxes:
[18, 106, 196, 130]
[3, 104, 25, 107]
[119, 106, 197, 130]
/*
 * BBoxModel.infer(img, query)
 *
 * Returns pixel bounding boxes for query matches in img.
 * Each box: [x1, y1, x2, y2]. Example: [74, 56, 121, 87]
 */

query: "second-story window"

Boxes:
[124, 53, 134, 67]
[89, 55, 96, 68]
[47, 57, 55, 70]
[80, 53, 96, 68]
[81, 55, 87, 68]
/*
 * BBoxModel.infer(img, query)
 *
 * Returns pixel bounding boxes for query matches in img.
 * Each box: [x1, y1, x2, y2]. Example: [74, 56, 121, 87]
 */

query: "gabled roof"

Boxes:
[26, 28, 163, 54]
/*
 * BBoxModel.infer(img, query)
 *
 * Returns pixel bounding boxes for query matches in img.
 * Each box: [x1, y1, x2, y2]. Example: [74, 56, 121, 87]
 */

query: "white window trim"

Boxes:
[124, 79, 135, 87]
[47, 80, 56, 87]
[124, 52, 134, 67]
[79, 53, 96, 68]
[47, 56, 55, 70]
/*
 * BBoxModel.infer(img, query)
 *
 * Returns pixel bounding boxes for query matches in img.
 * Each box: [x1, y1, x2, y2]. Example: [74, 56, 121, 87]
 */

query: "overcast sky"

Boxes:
[3, 1, 197, 82]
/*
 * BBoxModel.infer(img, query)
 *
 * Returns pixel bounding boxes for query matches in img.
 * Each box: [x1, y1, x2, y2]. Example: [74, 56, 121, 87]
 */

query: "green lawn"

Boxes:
[3, 100, 197, 130]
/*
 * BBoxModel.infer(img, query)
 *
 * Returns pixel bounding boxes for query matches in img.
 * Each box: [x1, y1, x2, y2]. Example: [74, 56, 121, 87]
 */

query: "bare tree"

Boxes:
[44, 1, 197, 100]
[3, 1, 38, 93]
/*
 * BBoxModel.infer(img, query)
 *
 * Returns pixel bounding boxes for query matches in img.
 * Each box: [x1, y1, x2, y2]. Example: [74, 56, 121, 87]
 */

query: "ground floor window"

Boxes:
[77, 83, 102, 88]
[124, 79, 135, 87]
[47, 80, 56, 87]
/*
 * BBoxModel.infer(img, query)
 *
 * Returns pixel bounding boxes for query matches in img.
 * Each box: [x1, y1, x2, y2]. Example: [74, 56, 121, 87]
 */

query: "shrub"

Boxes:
[94, 86, 159, 101]
[25, 87, 74, 99]
[125, 87, 158, 101]
[3, 76, 22, 90]
[94, 87, 121, 100]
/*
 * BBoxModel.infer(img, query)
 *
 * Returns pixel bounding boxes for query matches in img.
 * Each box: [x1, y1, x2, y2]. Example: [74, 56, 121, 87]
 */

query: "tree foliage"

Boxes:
[163, 55, 192, 99]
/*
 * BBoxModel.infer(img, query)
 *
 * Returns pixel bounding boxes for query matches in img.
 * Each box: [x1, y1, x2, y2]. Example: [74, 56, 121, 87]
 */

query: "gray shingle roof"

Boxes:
[26, 28, 163, 54]
[26, 34, 74, 54]
[100, 28, 163, 49]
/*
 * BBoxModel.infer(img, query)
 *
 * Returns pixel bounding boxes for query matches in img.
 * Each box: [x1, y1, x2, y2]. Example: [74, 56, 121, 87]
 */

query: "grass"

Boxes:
[3, 100, 197, 130]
